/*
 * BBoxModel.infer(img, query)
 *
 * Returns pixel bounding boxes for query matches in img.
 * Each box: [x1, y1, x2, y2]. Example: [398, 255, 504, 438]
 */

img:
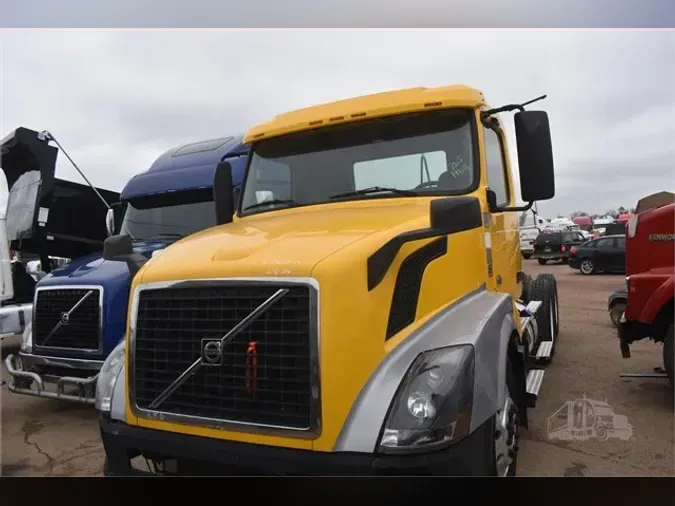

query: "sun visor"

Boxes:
[635, 191, 675, 215]
[1, 127, 120, 260]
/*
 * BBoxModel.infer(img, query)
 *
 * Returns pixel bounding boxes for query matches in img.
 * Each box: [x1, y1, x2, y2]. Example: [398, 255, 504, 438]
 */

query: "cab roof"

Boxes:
[244, 85, 487, 144]
[121, 134, 249, 200]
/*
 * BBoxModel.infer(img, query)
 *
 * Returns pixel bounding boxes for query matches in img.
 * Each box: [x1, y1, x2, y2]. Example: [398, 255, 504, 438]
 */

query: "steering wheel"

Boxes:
[414, 181, 438, 190]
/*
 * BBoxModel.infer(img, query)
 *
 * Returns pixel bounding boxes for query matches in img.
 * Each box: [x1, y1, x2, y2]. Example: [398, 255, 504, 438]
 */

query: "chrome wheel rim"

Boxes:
[494, 386, 519, 476]
[581, 260, 593, 274]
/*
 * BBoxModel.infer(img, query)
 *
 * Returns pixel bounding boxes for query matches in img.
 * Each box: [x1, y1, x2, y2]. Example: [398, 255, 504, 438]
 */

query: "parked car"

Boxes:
[532, 229, 588, 265]
[568, 234, 626, 275]
[519, 226, 540, 259]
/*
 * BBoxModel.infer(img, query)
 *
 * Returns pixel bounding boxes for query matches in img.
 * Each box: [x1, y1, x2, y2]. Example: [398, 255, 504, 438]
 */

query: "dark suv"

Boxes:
[532, 229, 588, 265]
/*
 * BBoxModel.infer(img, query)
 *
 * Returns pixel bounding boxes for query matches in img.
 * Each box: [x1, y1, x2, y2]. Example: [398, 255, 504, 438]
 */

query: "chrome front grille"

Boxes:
[130, 279, 320, 435]
[33, 286, 103, 353]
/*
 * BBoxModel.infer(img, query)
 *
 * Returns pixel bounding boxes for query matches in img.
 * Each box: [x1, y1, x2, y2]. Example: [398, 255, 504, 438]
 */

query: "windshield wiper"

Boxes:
[330, 186, 417, 200]
[243, 199, 297, 212]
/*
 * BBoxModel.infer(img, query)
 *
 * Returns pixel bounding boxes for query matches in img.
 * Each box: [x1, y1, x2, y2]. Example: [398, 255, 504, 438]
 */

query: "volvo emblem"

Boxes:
[201, 338, 223, 366]
[60, 312, 70, 324]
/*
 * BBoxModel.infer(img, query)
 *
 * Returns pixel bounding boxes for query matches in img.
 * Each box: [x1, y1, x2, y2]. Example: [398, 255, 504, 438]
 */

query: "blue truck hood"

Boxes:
[39, 240, 169, 286]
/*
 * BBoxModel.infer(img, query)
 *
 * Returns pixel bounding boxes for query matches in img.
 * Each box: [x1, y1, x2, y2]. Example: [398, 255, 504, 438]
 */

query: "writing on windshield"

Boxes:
[119, 188, 216, 242]
[239, 108, 477, 216]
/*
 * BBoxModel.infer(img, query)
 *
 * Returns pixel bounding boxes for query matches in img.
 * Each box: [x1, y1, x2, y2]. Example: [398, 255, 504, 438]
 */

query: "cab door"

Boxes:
[482, 121, 520, 298]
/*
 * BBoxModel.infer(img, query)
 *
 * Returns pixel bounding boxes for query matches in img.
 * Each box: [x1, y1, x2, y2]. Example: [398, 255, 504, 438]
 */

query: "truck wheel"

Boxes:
[529, 275, 555, 358]
[103, 458, 112, 476]
[609, 302, 626, 328]
[596, 425, 608, 441]
[537, 259, 547, 265]
[663, 325, 674, 388]
[523, 253, 531, 260]
[580, 259, 595, 275]
[492, 358, 520, 476]
[520, 273, 533, 303]
[536, 273, 559, 339]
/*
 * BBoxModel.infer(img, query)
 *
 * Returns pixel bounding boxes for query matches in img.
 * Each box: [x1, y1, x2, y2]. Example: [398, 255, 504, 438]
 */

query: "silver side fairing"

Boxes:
[334, 284, 516, 453]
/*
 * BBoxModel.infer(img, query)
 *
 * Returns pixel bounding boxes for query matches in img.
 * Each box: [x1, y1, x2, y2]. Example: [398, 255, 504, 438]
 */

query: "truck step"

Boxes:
[525, 369, 545, 407]
[619, 372, 668, 379]
[536, 341, 553, 360]
[526, 300, 542, 315]
[515, 300, 542, 318]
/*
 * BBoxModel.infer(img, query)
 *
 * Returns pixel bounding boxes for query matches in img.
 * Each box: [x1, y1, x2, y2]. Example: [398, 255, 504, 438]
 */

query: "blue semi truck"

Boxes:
[3, 130, 249, 403]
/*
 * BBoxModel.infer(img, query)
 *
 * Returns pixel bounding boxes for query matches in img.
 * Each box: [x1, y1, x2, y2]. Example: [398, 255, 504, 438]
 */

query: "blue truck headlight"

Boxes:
[20, 323, 33, 354]
[95, 339, 125, 412]
[378, 345, 475, 453]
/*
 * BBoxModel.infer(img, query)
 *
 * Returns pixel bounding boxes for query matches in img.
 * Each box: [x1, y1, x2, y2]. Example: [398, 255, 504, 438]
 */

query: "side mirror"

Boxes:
[514, 110, 555, 202]
[103, 233, 147, 277]
[213, 161, 234, 225]
[103, 234, 133, 261]
[105, 208, 115, 237]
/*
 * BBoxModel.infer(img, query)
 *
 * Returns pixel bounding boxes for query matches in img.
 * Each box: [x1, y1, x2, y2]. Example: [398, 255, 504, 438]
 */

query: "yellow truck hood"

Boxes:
[139, 199, 430, 283]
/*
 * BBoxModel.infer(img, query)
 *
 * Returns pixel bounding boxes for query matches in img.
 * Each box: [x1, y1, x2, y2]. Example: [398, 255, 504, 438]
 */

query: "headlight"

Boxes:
[20, 322, 33, 354]
[95, 339, 125, 412]
[378, 345, 474, 453]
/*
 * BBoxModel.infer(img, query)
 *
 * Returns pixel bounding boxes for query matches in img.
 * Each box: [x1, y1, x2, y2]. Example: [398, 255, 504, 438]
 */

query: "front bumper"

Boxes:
[100, 415, 494, 476]
[608, 289, 628, 310]
[0, 302, 32, 337]
[532, 251, 568, 261]
[4, 352, 102, 404]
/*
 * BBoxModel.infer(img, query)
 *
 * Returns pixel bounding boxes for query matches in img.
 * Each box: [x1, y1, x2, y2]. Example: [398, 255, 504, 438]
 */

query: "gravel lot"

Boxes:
[1, 261, 673, 476]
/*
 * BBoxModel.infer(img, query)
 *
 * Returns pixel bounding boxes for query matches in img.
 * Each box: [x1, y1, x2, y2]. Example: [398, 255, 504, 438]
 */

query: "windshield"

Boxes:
[239, 108, 477, 216]
[119, 188, 216, 242]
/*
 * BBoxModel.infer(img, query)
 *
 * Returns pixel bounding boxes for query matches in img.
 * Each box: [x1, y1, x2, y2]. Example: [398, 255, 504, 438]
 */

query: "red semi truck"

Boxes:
[616, 191, 675, 387]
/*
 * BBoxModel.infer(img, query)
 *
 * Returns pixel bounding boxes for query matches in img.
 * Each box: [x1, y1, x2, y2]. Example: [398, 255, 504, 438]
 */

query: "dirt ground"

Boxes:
[1, 260, 673, 476]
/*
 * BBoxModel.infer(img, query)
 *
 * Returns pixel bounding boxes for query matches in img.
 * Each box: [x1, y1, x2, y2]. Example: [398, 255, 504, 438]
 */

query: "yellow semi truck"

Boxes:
[96, 85, 559, 476]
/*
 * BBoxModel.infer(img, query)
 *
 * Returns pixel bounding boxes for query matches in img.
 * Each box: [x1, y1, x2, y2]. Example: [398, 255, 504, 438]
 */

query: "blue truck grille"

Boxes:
[33, 287, 102, 352]
[132, 283, 317, 431]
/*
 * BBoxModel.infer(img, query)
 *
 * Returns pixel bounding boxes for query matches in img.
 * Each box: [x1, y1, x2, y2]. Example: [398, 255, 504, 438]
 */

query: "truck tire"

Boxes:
[529, 275, 555, 358]
[520, 273, 533, 303]
[537, 259, 547, 265]
[663, 325, 674, 388]
[536, 273, 559, 339]
[522, 253, 532, 260]
[103, 458, 112, 476]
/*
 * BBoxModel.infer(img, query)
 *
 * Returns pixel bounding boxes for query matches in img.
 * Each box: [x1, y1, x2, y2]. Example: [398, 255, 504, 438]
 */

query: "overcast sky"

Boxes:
[1, 29, 674, 217]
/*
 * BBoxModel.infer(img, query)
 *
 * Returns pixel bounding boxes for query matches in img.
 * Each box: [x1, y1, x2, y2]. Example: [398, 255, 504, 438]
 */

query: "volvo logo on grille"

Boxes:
[147, 287, 290, 410]
[201, 338, 223, 366]
[60, 312, 70, 324]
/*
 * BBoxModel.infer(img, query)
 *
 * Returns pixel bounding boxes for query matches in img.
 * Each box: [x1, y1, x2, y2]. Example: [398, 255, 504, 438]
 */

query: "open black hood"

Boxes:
[1, 127, 120, 260]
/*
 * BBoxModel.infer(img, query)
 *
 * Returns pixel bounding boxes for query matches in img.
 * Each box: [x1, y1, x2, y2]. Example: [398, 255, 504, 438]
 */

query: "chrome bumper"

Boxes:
[4, 352, 103, 404]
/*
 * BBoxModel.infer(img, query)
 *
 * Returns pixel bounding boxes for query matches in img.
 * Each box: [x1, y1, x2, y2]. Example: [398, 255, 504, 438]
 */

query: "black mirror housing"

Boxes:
[103, 234, 133, 261]
[103, 233, 148, 277]
[214, 161, 234, 225]
[514, 110, 555, 203]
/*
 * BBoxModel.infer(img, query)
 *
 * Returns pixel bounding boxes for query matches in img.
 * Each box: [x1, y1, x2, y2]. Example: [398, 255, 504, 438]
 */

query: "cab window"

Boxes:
[483, 126, 510, 207]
